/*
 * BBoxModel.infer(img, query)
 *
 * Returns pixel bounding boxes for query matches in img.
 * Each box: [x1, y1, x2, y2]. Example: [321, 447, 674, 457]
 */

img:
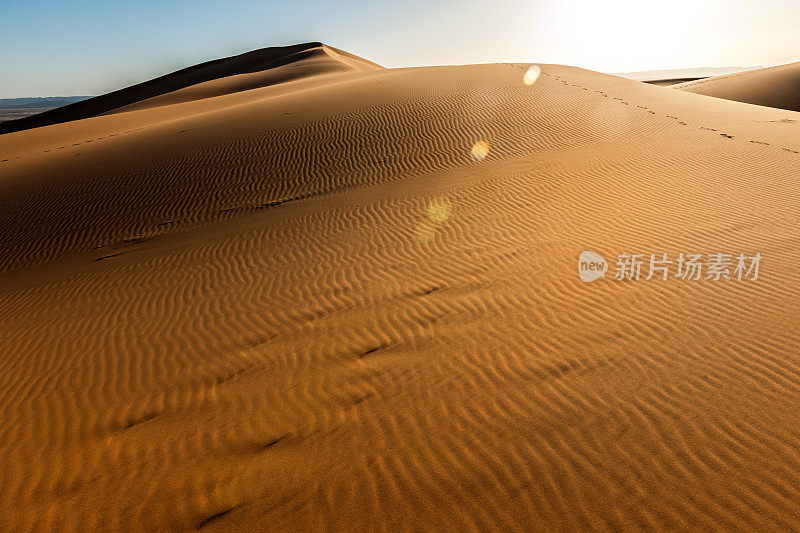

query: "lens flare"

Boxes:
[470, 140, 490, 161]
[523, 65, 541, 86]
[427, 198, 451, 223]
[416, 197, 452, 243]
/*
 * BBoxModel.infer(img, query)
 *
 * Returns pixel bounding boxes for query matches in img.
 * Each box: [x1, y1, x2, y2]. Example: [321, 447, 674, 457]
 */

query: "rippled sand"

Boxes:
[1, 43, 800, 530]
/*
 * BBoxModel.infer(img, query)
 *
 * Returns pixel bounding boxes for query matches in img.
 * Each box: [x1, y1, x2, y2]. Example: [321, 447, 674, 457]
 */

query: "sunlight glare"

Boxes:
[427, 198, 451, 223]
[523, 65, 541, 85]
[470, 140, 490, 161]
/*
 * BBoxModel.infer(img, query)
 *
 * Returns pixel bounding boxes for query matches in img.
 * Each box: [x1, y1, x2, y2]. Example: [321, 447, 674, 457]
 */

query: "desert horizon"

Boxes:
[2, 2, 800, 530]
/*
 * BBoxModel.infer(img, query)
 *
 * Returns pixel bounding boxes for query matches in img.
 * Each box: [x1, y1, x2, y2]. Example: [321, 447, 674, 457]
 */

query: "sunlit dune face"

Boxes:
[470, 140, 490, 161]
[523, 65, 541, 86]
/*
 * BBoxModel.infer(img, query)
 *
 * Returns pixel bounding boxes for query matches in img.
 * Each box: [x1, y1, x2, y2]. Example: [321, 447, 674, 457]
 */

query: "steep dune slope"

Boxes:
[674, 61, 800, 111]
[0, 42, 382, 134]
[1, 47, 800, 530]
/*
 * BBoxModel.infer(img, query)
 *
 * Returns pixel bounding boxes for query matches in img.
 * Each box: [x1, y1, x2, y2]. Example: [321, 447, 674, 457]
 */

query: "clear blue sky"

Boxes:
[1, 0, 797, 97]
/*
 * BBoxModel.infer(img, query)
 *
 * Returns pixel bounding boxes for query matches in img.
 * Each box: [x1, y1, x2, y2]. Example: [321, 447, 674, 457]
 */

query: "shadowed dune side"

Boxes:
[0, 42, 382, 134]
[643, 77, 704, 87]
[3, 51, 800, 531]
[674, 61, 800, 112]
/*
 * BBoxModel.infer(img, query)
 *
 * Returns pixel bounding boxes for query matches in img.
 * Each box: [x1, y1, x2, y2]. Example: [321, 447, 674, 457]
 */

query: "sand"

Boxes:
[1, 43, 800, 530]
[674, 61, 800, 112]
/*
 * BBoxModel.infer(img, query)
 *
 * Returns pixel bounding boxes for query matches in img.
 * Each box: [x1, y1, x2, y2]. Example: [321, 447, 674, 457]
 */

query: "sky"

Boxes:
[0, 0, 798, 97]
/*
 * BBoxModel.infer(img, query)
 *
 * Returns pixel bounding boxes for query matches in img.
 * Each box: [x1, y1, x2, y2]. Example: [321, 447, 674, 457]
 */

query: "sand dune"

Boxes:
[1, 44, 800, 530]
[674, 61, 800, 112]
[0, 42, 381, 134]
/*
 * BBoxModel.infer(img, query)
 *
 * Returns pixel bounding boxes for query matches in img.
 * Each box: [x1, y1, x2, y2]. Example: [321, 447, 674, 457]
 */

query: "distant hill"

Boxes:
[0, 97, 94, 123]
[0, 96, 93, 109]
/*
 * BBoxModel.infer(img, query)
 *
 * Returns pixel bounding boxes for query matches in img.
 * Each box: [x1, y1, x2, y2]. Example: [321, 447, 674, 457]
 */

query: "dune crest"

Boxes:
[0, 42, 382, 134]
[674, 60, 800, 112]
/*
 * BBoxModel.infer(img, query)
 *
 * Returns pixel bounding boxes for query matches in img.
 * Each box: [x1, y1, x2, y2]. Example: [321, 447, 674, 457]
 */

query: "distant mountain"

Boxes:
[0, 97, 94, 124]
[0, 96, 93, 109]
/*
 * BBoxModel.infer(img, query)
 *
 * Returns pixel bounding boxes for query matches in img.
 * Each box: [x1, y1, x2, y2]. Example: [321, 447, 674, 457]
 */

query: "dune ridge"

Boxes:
[1, 45, 800, 530]
[674, 60, 800, 112]
[0, 42, 382, 134]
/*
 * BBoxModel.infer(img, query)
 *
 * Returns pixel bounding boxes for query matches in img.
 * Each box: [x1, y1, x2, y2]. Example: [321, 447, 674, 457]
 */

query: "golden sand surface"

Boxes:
[1, 43, 799, 530]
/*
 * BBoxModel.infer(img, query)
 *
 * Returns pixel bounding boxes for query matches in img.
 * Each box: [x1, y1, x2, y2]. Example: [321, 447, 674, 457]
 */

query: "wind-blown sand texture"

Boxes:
[1, 42, 800, 530]
[675, 61, 800, 112]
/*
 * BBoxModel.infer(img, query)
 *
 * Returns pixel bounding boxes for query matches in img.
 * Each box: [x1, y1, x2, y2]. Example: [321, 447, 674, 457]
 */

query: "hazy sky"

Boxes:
[1, 0, 797, 97]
